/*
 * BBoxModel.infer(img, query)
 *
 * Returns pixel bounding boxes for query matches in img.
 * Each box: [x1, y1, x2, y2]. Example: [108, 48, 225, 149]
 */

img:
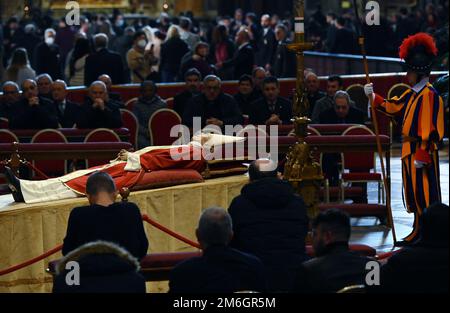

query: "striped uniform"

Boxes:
[374, 82, 444, 242]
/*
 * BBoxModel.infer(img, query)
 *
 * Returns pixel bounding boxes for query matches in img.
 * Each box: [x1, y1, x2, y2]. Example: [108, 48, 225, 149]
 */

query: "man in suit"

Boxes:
[0, 81, 20, 119]
[233, 74, 260, 116]
[319, 91, 364, 185]
[169, 207, 267, 293]
[318, 90, 365, 124]
[218, 29, 255, 80]
[373, 202, 449, 293]
[51, 80, 82, 128]
[292, 209, 375, 293]
[173, 68, 202, 117]
[33, 28, 62, 80]
[272, 24, 296, 78]
[229, 159, 309, 292]
[84, 33, 125, 86]
[257, 14, 277, 70]
[36, 73, 54, 100]
[62, 172, 149, 260]
[329, 17, 357, 55]
[9, 79, 58, 130]
[78, 81, 123, 129]
[305, 72, 326, 117]
[248, 76, 292, 125]
[182, 75, 243, 129]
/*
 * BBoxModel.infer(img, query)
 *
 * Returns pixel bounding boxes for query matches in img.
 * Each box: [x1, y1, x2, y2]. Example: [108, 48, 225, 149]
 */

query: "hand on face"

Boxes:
[28, 97, 39, 106]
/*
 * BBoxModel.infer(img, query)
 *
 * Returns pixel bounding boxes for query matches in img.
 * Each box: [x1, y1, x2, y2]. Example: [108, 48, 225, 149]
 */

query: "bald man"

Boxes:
[97, 74, 124, 104]
[9, 79, 58, 130]
[51, 80, 82, 128]
[78, 81, 123, 129]
[218, 29, 255, 80]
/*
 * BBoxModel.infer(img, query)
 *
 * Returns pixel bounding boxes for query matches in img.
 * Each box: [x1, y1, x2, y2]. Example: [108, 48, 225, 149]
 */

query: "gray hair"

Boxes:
[44, 28, 56, 37]
[197, 207, 233, 248]
[89, 80, 107, 91]
[36, 73, 53, 83]
[93, 33, 109, 49]
[53, 79, 67, 89]
[203, 74, 221, 85]
[333, 90, 351, 105]
[2, 81, 19, 91]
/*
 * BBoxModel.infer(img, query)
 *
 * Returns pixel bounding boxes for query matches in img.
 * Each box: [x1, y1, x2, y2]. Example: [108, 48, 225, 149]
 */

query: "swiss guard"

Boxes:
[364, 33, 445, 245]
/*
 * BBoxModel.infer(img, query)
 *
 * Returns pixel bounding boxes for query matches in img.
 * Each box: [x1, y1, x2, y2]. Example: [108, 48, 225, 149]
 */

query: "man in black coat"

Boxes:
[272, 24, 296, 78]
[219, 29, 255, 80]
[229, 159, 309, 292]
[84, 33, 125, 86]
[372, 202, 449, 293]
[9, 79, 58, 130]
[248, 76, 292, 125]
[78, 81, 123, 129]
[169, 207, 267, 293]
[292, 209, 375, 293]
[329, 17, 357, 55]
[51, 80, 82, 128]
[182, 75, 243, 129]
[62, 172, 149, 260]
[0, 81, 21, 119]
[33, 28, 62, 80]
[318, 90, 365, 124]
[256, 14, 277, 69]
[53, 241, 146, 293]
[173, 68, 202, 117]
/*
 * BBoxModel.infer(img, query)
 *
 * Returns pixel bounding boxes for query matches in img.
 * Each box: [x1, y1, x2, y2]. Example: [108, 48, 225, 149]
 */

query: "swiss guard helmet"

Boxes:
[399, 32, 438, 76]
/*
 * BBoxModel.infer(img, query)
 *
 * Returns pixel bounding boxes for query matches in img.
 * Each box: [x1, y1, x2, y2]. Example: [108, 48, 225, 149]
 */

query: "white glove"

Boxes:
[364, 83, 374, 97]
[414, 160, 427, 169]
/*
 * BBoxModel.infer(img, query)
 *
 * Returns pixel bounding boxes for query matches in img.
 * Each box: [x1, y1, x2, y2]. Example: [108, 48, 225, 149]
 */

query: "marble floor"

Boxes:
[349, 141, 449, 253]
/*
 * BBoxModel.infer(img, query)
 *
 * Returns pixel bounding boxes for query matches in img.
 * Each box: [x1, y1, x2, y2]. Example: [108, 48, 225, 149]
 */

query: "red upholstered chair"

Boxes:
[120, 109, 139, 149]
[148, 109, 182, 146]
[0, 118, 8, 129]
[165, 97, 174, 110]
[0, 129, 19, 143]
[84, 128, 121, 167]
[125, 97, 138, 111]
[340, 125, 384, 203]
[30, 129, 68, 178]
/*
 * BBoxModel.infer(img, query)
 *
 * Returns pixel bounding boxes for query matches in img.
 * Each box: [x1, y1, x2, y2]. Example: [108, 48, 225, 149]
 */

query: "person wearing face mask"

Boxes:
[292, 209, 376, 293]
[126, 30, 158, 83]
[33, 28, 62, 80]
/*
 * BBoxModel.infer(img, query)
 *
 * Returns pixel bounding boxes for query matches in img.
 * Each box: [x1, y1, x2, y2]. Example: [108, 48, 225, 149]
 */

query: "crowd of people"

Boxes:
[52, 162, 449, 293]
[1, 3, 448, 86]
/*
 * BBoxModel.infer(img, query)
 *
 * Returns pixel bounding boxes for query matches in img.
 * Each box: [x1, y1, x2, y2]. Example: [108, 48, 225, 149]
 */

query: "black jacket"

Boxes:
[257, 28, 277, 67]
[273, 39, 297, 78]
[78, 98, 123, 129]
[9, 97, 58, 130]
[54, 100, 82, 128]
[182, 93, 243, 128]
[169, 245, 267, 293]
[229, 178, 309, 292]
[222, 43, 255, 80]
[160, 37, 189, 75]
[248, 96, 293, 125]
[373, 243, 449, 293]
[292, 243, 375, 293]
[318, 106, 365, 124]
[62, 202, 149, 260]
[33, 42, 62, 80]
[233, 91, 261, 116]
[173, 90, 199, 117]
[84, 48, 125, 86]
[53, 252, 146, 293]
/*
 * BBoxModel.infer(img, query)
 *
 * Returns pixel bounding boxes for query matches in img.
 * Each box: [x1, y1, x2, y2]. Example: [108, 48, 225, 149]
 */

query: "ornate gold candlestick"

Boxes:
[283, 0, 323, 220]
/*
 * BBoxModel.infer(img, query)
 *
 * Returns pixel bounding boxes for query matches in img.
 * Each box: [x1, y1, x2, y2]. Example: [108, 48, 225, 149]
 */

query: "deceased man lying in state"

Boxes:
[5, 134, 244, 204]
